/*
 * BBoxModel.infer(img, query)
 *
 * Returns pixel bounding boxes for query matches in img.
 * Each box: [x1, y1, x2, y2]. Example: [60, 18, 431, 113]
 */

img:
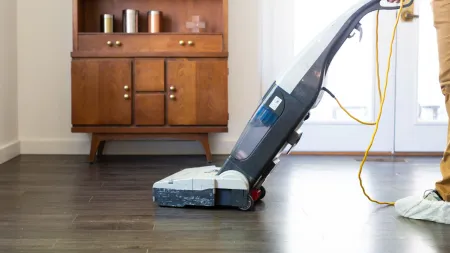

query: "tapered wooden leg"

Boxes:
[89, 134, 101, 164]
[97, 141, 106, 157]
[198, 134, 213, 163]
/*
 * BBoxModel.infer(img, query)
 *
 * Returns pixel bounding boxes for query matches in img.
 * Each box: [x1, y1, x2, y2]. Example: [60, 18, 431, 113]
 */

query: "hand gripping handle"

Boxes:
[378, 0, 414, 10]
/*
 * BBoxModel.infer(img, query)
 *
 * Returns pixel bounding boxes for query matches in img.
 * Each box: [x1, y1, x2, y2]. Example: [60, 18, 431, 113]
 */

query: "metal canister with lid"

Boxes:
[148, 10, 161, 33]
[123, 9, 139, 33]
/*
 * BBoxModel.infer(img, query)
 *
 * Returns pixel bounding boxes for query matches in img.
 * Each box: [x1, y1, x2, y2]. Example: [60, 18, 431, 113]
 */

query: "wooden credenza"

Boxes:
[71, 0, 229, 163]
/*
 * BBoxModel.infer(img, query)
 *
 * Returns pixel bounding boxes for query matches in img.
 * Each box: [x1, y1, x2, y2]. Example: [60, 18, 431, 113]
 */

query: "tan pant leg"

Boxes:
[437, 88, 450, 201]
[433, 0, 450, 201]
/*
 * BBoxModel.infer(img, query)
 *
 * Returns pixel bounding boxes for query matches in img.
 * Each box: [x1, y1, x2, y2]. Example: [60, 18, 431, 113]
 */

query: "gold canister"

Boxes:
[148, 10, 161, 33]
[100, 14, 114, 33]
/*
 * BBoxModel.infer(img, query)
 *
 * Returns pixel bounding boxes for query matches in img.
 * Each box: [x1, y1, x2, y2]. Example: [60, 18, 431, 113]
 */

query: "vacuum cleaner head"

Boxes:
[152, 0, 413, 211]
[152, 165, 257, 210]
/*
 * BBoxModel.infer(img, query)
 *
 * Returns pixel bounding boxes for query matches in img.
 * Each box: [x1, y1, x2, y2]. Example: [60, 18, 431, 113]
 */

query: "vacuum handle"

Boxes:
[379, 0, 414, 10]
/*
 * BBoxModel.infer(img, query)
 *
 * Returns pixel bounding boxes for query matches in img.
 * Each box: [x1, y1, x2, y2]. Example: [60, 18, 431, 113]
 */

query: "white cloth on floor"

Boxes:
[395, 196, 450, 224]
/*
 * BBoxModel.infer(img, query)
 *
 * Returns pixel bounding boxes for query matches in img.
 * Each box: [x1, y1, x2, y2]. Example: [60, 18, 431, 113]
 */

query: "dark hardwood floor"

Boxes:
[0, 154, 449, 253]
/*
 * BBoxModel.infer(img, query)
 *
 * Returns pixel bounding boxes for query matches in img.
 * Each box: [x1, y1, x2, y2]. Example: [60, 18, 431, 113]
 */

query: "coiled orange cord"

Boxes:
[326, 0, 405, 206]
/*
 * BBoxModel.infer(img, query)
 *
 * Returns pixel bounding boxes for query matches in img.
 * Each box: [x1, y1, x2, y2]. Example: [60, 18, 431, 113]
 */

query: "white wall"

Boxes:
[0, 0, 20, 164]
[17, 0, 262, 155]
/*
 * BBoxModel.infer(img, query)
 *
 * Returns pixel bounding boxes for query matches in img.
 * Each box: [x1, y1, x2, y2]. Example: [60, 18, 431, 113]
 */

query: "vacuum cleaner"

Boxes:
[152, 0, 413, 211]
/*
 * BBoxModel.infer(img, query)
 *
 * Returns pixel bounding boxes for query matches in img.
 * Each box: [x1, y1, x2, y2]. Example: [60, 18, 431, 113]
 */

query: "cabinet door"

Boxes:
[134, 59, 165, 92]
[135, 94, 165, 126]
[167, 59, 228, 126]
[71, 59, 132, 125]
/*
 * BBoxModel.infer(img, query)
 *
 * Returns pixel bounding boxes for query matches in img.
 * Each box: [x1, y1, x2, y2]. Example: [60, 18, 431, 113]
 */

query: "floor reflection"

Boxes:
[0, 155, 449, 252]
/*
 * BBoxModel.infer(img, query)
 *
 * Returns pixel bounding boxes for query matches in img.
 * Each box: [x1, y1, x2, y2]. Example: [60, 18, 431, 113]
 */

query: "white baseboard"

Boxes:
[20, 138, 237, 155]
[0, 140, 20, 164]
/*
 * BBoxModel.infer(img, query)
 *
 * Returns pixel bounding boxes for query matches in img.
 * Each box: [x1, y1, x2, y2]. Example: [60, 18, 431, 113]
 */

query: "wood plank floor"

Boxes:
[0, 154, 449, 253]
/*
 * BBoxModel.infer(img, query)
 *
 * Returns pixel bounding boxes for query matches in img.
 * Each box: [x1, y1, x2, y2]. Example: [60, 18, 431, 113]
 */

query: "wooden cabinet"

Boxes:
[71, 0, 228, 163]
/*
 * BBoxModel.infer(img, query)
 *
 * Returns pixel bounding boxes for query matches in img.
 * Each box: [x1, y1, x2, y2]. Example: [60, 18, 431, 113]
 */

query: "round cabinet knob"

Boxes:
[188, 41, 194, 46]
[115, 41, 122, 46]
[179, 40, 185, 45]
[124, 94, 129, 99]
[169, 86, 176, 91]
[124, 85, 129, 91]
[107, 41, 113, 46]
[169, 94, 176, 100]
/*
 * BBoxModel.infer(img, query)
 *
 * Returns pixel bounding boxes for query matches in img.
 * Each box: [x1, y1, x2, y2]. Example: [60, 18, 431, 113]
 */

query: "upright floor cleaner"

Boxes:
[152, 0, 413, 211]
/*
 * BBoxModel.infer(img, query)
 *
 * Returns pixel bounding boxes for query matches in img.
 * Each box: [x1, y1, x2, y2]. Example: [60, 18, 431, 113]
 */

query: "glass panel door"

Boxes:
[293, 0, 376, 124]
[394, 0, 447, 152]
[261, 0, 398, 152]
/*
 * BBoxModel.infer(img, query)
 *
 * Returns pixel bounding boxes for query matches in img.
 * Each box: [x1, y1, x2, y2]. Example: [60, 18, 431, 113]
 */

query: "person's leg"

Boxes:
[434, 0, 450, 201]
[394, 0, 450, 224]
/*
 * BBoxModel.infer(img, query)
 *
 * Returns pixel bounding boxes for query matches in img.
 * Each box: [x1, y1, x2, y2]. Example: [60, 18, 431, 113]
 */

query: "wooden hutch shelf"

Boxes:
[71, 0, 229, 163]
